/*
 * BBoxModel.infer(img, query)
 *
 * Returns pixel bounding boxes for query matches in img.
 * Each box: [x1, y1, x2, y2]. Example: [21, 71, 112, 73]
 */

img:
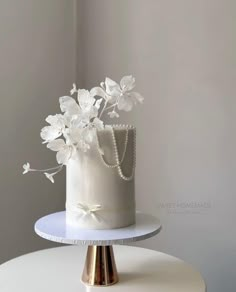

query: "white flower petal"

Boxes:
[77, 89, 95, 111]
[107, 95, 118, 104]
[90, 87, 107, 100]
[63, 112, 74, 127]
[40, 126, 61, 142]
[47, 139, 65, 151]
[85, 106, 98, 119]
[128, 92, 144, 104]
[59, 96, 75, 111]
[59, 96, 80, 115]
[93, 117, 104, 130]
[117, 95, 133, 111]
[105, 77, 121, 97]
[22, 162, 30, 174]
[45, 115, 56, 125]
[70, 115, 82, 127]
[67, 127, 83, 144]
[120, 75, 135, 91]
[105, 77, 117, 87]
[44, 172, 55, 183]
[77, 89, 90, 101]
[94, 98, 103, 110]
[70, 83, 77, 95]
[45, 114, 65, 129]
[82, 127, 95, 144]
[56, 148, 72, 165]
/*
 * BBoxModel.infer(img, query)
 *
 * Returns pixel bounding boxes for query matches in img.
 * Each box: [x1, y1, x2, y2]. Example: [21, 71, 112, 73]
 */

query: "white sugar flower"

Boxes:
[78, 89, 95, 111]
[92, 117, 104, 130]
[90, 86, 107, 100]
[23, 75, 144, 183]
[45, 114, 65, 128]
[40, 114, 66, 143]
[60, 90, 103, 130]
[69, 115, 88, 129]
[40, 126, 60, 143]
[47, 139, 76, 165]
[94, 98, 103, 110]
[80, 127, 95, 145]
[104, 78, 122, 98]
[104, 76, 144, 111]
[75, 90, 103, 126]
[77, 89, 103, 120]
[118, 91, 143, 111]
[44, 172, 55, 183]
[120, 75, 136, 91]
[107, 111, 119, 118]
[70, 83, 77, 95]
[81, 118, 104, 143]
[59, 96, 80, 116]
[69, 127, 93, 149]
[64, 127, 89, 148]
[22, 162, 30, 174]
[67, 116, 103, 150]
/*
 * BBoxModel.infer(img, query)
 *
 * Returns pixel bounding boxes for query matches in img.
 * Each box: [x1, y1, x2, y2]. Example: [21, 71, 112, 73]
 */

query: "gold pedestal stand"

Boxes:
[81, 245, 118, 286]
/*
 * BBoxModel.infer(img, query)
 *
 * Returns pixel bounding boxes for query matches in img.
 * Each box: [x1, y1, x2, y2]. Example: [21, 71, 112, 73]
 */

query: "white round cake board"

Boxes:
[34, 211, 161, 245]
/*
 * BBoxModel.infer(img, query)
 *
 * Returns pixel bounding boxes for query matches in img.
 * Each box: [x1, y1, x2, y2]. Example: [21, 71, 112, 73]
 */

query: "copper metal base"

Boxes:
[81, 245, 118, 286]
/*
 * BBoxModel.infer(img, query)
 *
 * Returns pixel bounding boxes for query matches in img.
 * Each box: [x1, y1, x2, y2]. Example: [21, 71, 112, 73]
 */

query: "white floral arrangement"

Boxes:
[23, 75, 143, 183]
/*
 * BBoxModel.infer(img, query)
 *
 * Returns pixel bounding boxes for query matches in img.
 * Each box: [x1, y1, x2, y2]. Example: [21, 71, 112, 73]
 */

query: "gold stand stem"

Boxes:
[81, 245, 119, 286]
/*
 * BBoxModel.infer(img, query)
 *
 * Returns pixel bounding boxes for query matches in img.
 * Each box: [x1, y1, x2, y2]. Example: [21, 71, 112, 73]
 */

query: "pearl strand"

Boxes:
[96, 126, 129, 168]
[112, 126, 136, 181]
[96, 125, 136, 181]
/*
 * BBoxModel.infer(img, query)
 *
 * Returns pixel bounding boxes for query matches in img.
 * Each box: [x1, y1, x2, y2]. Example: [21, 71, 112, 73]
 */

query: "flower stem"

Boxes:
[50, 165, 64, 175]
[30, 165, 63, 173]
[99, 100, 108, 119]
[102, 102, 118, 114]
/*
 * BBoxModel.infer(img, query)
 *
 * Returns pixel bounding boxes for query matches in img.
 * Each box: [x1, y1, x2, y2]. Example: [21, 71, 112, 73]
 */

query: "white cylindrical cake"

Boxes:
[65, 125, 136, 229]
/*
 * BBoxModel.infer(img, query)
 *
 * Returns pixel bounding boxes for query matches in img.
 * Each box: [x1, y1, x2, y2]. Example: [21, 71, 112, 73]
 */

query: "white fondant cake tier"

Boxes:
[66, 125, 136, 229]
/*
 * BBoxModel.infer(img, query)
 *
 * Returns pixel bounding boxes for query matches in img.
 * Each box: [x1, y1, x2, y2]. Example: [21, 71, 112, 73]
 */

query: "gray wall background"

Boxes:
[77, 1, 236, 292]
[0, 1, 235, 291]
[0, 0, 75, 263]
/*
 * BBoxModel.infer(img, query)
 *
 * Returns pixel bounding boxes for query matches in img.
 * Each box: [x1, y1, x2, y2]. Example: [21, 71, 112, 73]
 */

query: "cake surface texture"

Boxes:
[66, 125, 136, 229]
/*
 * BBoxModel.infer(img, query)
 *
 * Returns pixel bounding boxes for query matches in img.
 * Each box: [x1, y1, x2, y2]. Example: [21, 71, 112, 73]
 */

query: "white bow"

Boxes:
[70, 203, 102, 222]
[75, 203, 102, 215]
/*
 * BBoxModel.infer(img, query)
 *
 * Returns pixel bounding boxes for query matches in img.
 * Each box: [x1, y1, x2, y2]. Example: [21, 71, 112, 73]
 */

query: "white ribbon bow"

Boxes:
[70, 203, 102, 222]
[75, 203, 102, 215]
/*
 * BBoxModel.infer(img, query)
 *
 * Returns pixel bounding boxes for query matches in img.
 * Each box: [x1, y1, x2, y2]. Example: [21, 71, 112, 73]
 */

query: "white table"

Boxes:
[0, 245, 206, 292]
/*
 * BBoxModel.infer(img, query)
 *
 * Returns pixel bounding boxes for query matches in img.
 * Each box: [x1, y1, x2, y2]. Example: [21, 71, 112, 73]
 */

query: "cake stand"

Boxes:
[34, 211, 161, 287]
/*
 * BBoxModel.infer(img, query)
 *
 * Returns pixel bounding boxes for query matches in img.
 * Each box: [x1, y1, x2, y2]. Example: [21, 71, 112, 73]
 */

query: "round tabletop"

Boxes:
[34, 211, 161, 245]
[0, 246, 206, 292]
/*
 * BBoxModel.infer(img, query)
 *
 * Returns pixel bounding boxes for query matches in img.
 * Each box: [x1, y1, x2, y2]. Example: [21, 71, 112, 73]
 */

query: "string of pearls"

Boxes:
[96, 125, 136, 181]
[96, 126, 128, 168]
